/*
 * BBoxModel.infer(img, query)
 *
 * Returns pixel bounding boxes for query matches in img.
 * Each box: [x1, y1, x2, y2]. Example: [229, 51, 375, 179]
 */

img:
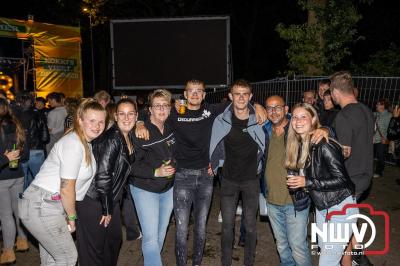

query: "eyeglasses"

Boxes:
[266, 105, 284, 113]
[117, 112, 137, 119]
[186, 89, 205, 94]
[152, 104, 171, 110]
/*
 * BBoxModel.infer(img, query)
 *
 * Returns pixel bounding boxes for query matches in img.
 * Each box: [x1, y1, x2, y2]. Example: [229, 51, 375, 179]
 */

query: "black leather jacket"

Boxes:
[14, 107, 49, 150]
[85, 125, 134, 215]
[305, 138, 355, 211]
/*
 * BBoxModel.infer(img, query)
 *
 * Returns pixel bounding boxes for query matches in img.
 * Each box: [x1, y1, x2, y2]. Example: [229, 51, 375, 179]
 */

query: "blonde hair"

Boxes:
[94, 90, 111, 102]
[148, 89, 172, 106]
[284, 103, 320, 170]
[66, 98, 106, 166]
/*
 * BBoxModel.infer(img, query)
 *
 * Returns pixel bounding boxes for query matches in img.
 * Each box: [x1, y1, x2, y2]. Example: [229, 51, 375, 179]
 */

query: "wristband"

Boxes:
[68, 214, 77, 221]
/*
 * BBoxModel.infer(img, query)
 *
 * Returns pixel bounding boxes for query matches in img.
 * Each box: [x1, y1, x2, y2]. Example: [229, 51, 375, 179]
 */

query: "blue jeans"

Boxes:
[316, 196, 358, 266]
[267, 203, 311, 266]
[173, 168, 213, 266]
[130, 185, 173, 266]
[22, 150, 45, 190]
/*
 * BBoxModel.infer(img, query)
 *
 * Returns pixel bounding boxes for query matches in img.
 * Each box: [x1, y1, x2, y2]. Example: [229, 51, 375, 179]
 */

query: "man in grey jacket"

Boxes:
[210, 79, 265, 266]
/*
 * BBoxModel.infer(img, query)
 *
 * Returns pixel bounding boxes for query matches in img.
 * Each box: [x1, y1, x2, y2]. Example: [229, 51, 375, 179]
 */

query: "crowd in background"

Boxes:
[0, 71, 399, 266]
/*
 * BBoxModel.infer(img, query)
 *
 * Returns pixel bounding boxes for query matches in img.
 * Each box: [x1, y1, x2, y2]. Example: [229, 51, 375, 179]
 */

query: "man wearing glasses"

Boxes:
[262, 95, 317, 266]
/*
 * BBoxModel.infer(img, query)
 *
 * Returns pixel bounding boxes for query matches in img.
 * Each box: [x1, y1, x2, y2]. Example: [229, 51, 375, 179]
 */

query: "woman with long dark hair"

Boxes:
[0, 98, 28, 264]
[19, 98, 106, 266]
[76, 98, 137, 266]
[285, 103, 358, 266]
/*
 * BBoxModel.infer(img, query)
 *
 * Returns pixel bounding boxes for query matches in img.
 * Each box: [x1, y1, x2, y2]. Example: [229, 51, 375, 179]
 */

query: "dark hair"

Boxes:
[319, 79, 331, 86]
[323, 90, 332, 97]
[377, 98, 389, 109]
[46, 92, 62, 103]
[15, 92, 34, 107]
[0, 98, 25, 150]
[185, 79, 205, 90]
[116, 98, 137, 113]
[230, 79, 252, 92]
[35, 97, 46, 104]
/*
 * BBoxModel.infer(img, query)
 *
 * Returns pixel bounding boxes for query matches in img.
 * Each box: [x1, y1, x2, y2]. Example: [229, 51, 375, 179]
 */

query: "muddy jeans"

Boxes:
[18, 185, 78, 266]
[174, 168, 213, 266]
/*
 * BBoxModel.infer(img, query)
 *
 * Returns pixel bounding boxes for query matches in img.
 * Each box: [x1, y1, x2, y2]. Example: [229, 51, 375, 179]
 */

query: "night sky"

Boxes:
[1, 0, 399, 95]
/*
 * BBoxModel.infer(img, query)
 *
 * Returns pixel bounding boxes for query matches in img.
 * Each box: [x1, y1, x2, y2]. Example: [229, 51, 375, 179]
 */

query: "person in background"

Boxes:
[316, 79, 331, 114]
[0, 98, 29, 264]
[19, 99, 106, 266]
[319, 90, 339, 127]
[286, 103, 357, 266]
[106, 102, 117, 129]
[35, 97, 47, 113]
[94, 90, 112, 108]
[373, 98, 392, 178]
[330, 71, 374, 266]
[14, 92, 49, 190]
[387, 105, 400, 167]
[131, 89, 176, 266]
[302, 90, 317, 106]
[46, 92, 67, 154]
[64, 98, 80, 132]
[77, 98, 137, 266]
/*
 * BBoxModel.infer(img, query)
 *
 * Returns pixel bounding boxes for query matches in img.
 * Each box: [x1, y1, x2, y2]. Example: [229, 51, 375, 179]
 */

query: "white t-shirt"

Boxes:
[32, 132, 96, 201]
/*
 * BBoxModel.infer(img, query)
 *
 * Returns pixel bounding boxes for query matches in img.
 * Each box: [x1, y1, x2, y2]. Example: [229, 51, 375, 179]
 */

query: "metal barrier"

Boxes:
[206, 76, 400, 110]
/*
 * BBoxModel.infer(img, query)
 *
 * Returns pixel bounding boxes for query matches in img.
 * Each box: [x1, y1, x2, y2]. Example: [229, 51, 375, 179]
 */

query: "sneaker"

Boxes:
[236, 205, 242, 216]
[373, 174, 381, 178]
[218, 211, 223, 223]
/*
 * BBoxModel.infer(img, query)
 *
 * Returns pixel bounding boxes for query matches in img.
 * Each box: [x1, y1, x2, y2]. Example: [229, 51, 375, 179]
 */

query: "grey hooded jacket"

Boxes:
[209, 103, 265, 175]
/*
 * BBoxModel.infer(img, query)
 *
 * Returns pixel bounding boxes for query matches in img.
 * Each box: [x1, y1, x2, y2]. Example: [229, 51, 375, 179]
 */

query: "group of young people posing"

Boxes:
[12, 72, 372, 266]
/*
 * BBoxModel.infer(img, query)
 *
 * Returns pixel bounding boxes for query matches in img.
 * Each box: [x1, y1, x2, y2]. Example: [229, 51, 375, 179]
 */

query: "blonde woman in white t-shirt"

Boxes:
[18, 98, 106, 266]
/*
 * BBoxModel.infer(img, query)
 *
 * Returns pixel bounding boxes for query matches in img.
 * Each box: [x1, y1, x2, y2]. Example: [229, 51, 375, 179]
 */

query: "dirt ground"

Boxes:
[7, 165, 400, 265]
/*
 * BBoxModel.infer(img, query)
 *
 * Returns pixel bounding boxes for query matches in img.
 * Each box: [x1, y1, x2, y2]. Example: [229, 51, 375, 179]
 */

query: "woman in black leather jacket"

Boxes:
[285, 103, 358, 266]
[76, 98, 137, 266]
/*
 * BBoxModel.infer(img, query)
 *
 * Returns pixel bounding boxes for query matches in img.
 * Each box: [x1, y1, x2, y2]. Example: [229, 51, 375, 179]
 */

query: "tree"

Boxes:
[276, 0, 361, 75]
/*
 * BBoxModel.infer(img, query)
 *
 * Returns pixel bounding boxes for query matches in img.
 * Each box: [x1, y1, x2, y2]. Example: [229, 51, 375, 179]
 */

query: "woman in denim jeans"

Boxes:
[130, 89, 176, 266]
[0, 98, 29, 264]
[285, 103, 358, 266]
[19, 99, 106, 266]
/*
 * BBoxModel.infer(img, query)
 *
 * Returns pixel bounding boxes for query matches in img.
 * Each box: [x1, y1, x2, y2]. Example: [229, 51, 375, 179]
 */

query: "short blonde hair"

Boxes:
[148, 89, 172, 106]
[94, 90, 111, 102]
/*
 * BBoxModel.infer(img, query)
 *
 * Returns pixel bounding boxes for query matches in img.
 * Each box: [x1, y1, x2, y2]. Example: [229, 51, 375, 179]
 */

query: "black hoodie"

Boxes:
[131, 120, 176, 193]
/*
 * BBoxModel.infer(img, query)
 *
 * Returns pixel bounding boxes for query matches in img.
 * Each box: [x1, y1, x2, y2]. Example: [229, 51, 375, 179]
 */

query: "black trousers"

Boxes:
[374, 143, 388, 176]
[220, 178, 260, 266]
[122, 187, 141, 240]
[76, 196, 122, 266]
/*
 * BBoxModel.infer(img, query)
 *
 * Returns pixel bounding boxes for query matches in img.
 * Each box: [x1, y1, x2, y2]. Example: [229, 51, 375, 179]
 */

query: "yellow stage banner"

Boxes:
[0, 17, 82, 98]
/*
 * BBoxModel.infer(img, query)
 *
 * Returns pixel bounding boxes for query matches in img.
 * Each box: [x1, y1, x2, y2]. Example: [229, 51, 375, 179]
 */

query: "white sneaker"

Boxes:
[373, 174, 381, 178]
[218, 211, 223, 223]
[236, 205, 242, 216]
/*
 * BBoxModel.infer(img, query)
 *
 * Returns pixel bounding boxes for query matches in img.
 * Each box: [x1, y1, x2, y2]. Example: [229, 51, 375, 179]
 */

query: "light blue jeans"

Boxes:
[316, 196, 358, 266]
[22, 149, 45, 190]
[267, 203, 311, 266]
[130, 185, 174, 266]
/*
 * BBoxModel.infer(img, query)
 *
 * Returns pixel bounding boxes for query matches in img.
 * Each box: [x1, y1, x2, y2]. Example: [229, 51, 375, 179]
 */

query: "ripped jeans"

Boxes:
[173, 168, 214, 266]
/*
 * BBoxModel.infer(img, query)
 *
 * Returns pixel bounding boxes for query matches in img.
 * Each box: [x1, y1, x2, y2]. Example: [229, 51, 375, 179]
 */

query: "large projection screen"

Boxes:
[110, 17, 230, 90]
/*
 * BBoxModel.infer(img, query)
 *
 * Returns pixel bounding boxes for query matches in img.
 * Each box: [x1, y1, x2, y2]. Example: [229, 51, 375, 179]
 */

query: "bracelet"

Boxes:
[68, 214, 77, 221]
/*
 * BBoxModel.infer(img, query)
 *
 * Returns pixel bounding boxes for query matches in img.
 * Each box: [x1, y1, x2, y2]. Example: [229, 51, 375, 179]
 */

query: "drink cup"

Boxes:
[178, 99, 187, 114]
